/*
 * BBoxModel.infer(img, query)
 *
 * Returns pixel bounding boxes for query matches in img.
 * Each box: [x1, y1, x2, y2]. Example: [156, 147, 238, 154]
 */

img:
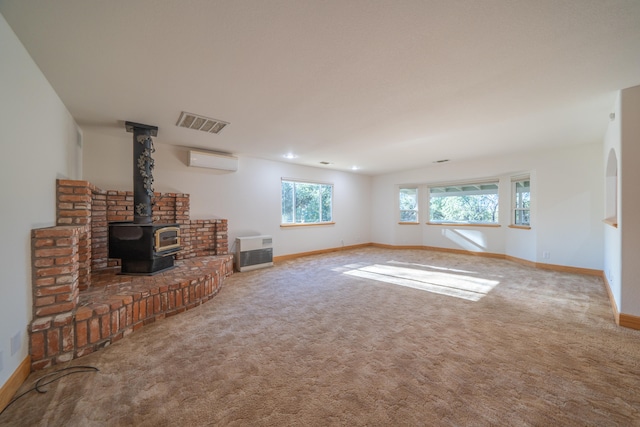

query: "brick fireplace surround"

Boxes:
[29, 179, 233, 371]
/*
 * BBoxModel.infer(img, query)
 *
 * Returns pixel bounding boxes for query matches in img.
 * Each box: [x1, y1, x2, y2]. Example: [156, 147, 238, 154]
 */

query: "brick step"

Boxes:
[30, 255, 233, 371]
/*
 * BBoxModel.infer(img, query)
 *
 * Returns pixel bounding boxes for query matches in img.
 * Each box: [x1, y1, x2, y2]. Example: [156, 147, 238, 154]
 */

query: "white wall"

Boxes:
[534, 144, 603, 269]
[620, 85, 640, 316]
[0, 13, 80, 387]
[371, 143, 603, 269]
[81, 128, 372, 257]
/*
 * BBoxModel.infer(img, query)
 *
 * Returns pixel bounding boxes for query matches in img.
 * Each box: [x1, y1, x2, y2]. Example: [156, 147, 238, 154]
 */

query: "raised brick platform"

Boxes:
[29, 179, 234, 371]
[76, 256, 233, 358]
[30, 254, 233, 370]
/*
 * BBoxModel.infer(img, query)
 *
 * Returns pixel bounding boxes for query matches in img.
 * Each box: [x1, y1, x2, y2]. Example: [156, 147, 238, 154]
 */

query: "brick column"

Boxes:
[57, 179, 92, 290]
[216, 219, 229, 255]
[30, 226, 80, 370]
[175, 194, 193, 259]
[91, 188, 108, 271]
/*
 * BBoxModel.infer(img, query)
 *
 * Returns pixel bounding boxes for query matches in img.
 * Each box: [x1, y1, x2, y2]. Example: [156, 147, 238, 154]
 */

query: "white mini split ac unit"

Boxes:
[188, 150, 238, 172]
[236, 235, 273, 272]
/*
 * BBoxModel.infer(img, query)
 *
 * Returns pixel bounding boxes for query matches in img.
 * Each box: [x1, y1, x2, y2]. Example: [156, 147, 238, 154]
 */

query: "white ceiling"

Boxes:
[1, 0, 639, 175]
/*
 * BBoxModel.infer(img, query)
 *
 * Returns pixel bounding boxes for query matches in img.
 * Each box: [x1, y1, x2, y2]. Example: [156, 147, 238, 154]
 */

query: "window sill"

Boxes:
[280, 222, 336, 228]
[398, 222, 420, 225]
[602, 218, 618, 228]
[508, 225, 531, 230]
[426, 222, 501, 228]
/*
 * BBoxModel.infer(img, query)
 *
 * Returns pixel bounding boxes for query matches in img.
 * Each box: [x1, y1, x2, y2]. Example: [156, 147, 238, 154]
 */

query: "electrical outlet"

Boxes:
[542, 251, 550, 259]
[11, 331, 21, 356]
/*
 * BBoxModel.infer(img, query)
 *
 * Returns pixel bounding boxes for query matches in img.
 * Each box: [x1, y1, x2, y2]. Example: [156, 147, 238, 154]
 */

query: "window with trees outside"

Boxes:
[512, 177, 530, 226]
[399, 187, 419, 222]
[281, 179, 333, 225]
[429, 181, 499, 224]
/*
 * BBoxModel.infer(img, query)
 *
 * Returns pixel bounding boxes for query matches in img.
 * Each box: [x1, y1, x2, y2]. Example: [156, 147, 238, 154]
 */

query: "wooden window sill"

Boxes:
[281, 222, 336, 228]
[602, 218, 618, 228]
[398, 222, 420, 225]
[508, 225, 531, 230]
[426, 222, 501, 228]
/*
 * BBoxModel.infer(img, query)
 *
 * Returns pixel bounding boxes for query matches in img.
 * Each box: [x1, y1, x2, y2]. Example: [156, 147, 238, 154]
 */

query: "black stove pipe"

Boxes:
[125, 121, 158, 224]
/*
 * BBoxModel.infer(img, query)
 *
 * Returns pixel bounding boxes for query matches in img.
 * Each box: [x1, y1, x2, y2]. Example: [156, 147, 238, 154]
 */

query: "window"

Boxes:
[512, 176, 530, 226]
[429, 181, 499, 224]
[399, 187, 419, 222]
[281, 179, 333, 225]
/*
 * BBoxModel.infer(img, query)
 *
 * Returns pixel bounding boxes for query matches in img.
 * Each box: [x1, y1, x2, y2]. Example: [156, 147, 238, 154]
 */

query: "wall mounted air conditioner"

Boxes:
[236, 235, 273, 272]
[188, 150, 238, 171]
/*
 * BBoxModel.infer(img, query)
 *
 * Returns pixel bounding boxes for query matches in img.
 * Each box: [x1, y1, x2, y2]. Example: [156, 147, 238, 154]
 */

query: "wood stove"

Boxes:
[109, 222, 180, 274]
[108, 121, 181, 275]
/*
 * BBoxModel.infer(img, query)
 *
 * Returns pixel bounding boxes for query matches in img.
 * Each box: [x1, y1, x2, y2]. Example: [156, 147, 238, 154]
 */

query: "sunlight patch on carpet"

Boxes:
[387, 260, 504, 279]
[387, 260, 477, 275]
[343, 263, 499, 301]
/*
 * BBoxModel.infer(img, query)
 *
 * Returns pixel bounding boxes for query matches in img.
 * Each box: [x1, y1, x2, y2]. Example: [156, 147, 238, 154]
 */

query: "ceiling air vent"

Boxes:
[176, 112, 229, 134]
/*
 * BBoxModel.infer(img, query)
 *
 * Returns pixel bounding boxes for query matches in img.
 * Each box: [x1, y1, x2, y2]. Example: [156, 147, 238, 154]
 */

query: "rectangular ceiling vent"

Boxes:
[176, 111, 229, 134]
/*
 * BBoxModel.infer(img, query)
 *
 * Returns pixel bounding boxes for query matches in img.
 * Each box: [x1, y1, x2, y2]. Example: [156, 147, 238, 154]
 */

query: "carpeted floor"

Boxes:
[2, 247, 640, 426]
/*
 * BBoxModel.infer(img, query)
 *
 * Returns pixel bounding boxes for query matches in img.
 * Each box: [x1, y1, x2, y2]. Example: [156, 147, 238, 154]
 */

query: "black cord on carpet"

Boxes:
[0, 365, 99, 418]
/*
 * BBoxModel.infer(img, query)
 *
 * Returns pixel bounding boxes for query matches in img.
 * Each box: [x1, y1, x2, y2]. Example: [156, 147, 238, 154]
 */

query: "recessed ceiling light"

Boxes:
[351, 166, 360, 171]
[283, 153, 298, 159]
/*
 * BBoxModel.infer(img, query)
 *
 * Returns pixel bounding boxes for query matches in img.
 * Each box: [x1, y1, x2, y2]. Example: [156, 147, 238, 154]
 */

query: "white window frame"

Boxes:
[399, 186, 419, 223]
[511, 175, 531, 227]
[428, 179, 500, 225]
[281, 178, 334, 226]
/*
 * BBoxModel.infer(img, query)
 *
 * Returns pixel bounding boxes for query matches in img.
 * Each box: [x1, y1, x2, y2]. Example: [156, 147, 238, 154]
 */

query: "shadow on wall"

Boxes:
[442, 228, 487, 251]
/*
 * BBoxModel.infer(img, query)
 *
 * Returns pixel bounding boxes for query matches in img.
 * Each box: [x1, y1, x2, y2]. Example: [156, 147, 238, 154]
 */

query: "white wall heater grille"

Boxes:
[236, 235, 273, 272]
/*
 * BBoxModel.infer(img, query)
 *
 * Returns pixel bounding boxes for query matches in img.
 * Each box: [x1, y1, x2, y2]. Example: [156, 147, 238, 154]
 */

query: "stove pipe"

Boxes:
[125, 121, 158, 224]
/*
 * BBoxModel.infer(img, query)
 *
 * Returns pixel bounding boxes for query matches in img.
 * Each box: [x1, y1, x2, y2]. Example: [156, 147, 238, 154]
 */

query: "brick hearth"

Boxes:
[29, 180, 233, 371]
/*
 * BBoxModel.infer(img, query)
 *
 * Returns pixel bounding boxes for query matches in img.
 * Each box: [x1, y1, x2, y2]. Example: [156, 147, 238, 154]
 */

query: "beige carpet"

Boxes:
[2, 247, 640, 426]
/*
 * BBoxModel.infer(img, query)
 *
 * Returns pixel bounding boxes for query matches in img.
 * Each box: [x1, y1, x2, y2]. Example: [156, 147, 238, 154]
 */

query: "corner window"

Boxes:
[281, 179, 333, 225]
[512, 176, 530, 226]
[399, 187, 419, 222]
[429, 181, 499, 224]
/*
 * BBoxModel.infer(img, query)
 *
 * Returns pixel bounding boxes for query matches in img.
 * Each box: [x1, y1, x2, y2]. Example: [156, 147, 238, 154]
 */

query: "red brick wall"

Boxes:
[103, 190, 187, 223]
[54, 179, 229, 274]
[30, 226, 81, 369]
[28, 179, 233, 371]
[186, 219, 229, 257]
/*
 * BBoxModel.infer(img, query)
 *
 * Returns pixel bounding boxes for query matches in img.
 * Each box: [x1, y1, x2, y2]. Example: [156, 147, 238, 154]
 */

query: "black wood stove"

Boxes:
[108, 122, 181, 275]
